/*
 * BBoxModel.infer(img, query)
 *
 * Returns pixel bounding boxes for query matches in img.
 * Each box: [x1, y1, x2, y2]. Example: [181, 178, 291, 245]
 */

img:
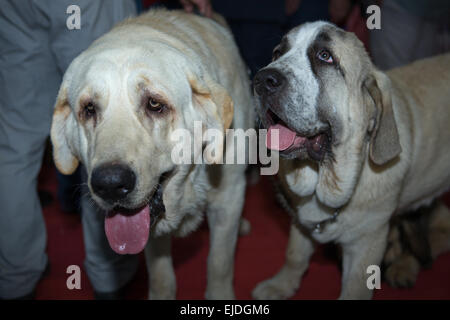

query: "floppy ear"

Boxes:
[364, 69, 402, 166]
[188, 74, 234, 131]
[50, 86, 80, 174]
[188, 72, 234, 163]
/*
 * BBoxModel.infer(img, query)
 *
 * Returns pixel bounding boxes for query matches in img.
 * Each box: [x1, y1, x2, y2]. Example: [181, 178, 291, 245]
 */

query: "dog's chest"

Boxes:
[277, 172, 344, 242]
[295, 195, 344, 242]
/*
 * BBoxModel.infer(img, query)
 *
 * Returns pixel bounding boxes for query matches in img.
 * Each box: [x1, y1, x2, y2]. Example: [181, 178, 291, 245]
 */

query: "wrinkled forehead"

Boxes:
[284, 21, 338, 55]
[281, 21, 366, 78]
[289, 22, 330, 47]
[66, 45, 190, 107]
[290, 22, 365, 57]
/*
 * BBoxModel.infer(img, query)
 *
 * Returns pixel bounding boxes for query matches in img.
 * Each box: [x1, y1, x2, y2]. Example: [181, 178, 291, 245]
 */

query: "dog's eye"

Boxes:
[147, 98, 164, 112]
[272, 49, 281, 61]
[317, 49, 333, 64]
[84, 102, 96, 118]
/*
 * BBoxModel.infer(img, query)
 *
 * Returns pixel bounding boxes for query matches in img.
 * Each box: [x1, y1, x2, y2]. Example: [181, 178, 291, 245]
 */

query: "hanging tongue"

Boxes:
[105, 206, 150, 255]
[266, 124, 297, 151]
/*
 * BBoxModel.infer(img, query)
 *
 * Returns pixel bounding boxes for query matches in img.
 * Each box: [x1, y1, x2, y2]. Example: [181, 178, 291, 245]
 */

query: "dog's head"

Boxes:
[50, 31, 233, 254]
[254, 22, 401, 207]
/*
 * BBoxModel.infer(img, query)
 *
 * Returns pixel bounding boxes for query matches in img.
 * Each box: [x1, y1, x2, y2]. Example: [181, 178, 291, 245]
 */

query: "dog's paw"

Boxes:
[148, 279, 176, 300]
[148, 288, 176, 300]
[384, 254, 420, 288]
[252, 277, 298, 300]
[205, 288, 235, 300]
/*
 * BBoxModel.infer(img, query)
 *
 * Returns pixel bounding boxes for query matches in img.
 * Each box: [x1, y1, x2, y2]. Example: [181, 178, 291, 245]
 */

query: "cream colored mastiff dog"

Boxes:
[50, 9, 254, 299]
[253, 21, 450, 299]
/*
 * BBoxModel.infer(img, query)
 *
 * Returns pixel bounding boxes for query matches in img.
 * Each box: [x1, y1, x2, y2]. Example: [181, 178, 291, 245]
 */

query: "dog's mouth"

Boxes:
[104, 173, 169, 255]
[264, 109, 331, 162]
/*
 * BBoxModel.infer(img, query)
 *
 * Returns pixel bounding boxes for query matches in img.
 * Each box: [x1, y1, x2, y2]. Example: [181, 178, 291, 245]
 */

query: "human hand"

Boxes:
[180, 0, 213, 18]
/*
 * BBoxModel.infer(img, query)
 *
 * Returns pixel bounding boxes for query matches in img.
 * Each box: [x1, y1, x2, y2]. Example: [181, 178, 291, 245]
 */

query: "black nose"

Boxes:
[91, 163, 136, 202]
[254, 68, 286, 96]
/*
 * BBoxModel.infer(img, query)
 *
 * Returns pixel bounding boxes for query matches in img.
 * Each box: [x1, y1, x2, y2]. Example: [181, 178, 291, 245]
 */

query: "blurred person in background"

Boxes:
[0, 0, 137, 300]
[368, 0, 450, 70]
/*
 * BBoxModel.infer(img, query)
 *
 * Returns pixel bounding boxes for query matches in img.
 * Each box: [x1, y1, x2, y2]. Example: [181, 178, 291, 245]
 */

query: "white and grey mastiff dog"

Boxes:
[253, 21, 450, 299]
[50, 9, 254, 299]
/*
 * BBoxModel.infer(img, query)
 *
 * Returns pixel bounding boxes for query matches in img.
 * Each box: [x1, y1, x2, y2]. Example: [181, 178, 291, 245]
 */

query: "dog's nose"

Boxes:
[91, 163, 136, 202]
[254, 68, 286, 96]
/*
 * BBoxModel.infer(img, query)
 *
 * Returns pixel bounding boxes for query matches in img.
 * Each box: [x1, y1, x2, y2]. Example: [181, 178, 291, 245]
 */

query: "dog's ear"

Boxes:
[188, 72, 234, 163]
[50, 86, 80, 174]
[364, 69, 401, 166]
[188, 73, 234, 131]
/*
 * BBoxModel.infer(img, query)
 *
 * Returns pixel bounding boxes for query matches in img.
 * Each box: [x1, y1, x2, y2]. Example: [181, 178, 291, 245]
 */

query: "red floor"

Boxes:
[36, 166, 450, 300]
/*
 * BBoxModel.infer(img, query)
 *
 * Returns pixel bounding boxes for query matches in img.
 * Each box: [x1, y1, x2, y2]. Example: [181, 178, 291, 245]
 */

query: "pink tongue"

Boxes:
[266, 124, 297, 151]
[105, 206, 150, 255]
